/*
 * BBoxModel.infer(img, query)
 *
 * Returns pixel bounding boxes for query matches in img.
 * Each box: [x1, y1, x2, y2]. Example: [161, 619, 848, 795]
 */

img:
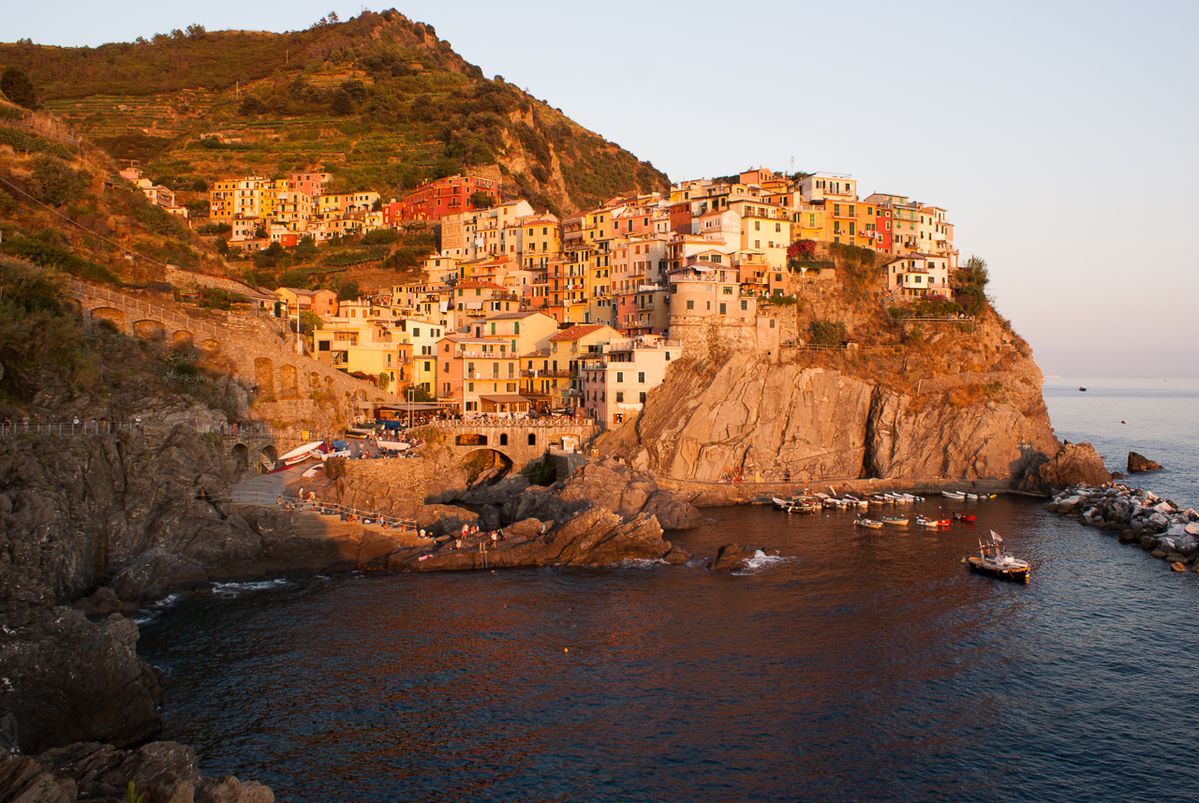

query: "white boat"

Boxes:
[882, 516, 909, 527]
[855, 517, 884, 530]
[279, 441, 323, 466]
[301, 464, 324, 479]
[319, 449, 351, 461]
[377, 440, 412, 452]
[942, 491, 966, 500]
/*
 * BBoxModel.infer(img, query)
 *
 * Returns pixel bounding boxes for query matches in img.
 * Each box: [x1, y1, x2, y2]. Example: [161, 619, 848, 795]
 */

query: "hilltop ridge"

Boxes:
[0, 9, 668, 217]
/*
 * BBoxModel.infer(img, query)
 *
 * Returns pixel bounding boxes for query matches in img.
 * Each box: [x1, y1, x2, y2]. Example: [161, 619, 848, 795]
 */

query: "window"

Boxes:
[638, 371, 645, 384]
[686, 299, 694, 310]
[639, 391, 646, 404]
[741, 299, 749, 311]
[616, 391, 625, 403]
[616, 372, 624, 383]
[719, 302, 727, 315]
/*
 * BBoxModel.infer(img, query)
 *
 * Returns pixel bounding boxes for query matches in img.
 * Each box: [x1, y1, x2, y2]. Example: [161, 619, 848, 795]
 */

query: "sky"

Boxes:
[7, 0, 1199, 377]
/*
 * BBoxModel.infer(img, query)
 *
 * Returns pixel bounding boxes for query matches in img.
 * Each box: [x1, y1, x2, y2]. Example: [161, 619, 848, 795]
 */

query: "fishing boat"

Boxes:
[843, 495, 871, 509]
[869, 495, 891, 506]
[377, 439, 412, 452]
[954, 513, 977, 523]
[772, 497, 821, 514]
[345, 426, 374, 439]
[965, 530, 1031, 584]
[855, 517, 884, 530]
[916, 515, 951, 529]
[941, 490, 966, 501]
[882, 516, 909, 527]
[279, 441, 323, 466]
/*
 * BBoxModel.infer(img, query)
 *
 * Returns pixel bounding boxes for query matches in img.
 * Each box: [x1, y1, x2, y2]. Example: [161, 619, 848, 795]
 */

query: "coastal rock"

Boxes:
[1127, 451, 1163, 473]
[71, 586, 138, 617]
[402, 508, 673, 572]
[0, 607, 160, 754]
[1022, 443, 1112, 493]
[557, 458, 701, 530]
[29, 741, 274, 803]
[601, 337, 1060, 488]
[707, 544, 761, 572]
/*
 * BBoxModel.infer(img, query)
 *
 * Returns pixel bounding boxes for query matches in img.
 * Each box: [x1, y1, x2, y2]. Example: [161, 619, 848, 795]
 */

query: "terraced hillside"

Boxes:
[0, 9, 668, 216]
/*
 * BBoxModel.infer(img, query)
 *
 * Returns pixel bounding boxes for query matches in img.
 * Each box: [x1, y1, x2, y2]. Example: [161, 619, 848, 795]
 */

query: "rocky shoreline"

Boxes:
[1048, 484, 1199, 571]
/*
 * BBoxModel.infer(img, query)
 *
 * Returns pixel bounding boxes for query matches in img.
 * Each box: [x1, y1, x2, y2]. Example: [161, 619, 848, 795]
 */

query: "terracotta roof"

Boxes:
[550, 324, 610, 342]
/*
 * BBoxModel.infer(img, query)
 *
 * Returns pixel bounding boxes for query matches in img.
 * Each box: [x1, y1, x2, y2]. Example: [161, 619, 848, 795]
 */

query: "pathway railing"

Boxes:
[214, 490, 419, 532]
[0, 419, 272, 440]
[68, 280, 228, 341]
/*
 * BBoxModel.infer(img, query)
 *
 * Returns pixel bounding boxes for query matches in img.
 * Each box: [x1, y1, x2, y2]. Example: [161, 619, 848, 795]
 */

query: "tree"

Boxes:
[0, 67, 37, 109]
[808, 319, 848, 347]
[239, 96, 267, 116]
[30, 156, 89, 206]
[953, 255, 991, 316]
[299, 310, 323, 333]
[377, 372, 390, 391]
[331, 90, 355, 115]
[336, 279, 360, 300]
[469, 190, 495, 209]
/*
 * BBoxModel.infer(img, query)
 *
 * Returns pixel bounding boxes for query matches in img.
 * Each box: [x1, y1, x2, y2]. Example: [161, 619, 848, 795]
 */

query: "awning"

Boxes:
[480, 394, 531, 405]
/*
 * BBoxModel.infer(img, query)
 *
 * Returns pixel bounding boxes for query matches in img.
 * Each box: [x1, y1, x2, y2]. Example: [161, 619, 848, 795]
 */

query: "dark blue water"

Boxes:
[141, 493, 1199, 800]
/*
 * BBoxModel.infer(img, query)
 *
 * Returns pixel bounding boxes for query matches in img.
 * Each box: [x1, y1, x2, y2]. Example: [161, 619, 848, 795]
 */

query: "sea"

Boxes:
[138, 377, 1199, 801]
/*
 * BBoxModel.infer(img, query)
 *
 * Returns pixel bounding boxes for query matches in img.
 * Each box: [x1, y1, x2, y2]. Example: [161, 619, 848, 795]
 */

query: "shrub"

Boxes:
[0, 67, 37, 109]
[29, 155, 90, 207]
[808, 319, 848, 347]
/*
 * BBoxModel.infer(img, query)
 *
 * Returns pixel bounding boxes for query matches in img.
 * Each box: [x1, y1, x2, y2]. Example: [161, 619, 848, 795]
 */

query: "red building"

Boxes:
[874, 206, 893, 253]
[383, 175, 500, 225]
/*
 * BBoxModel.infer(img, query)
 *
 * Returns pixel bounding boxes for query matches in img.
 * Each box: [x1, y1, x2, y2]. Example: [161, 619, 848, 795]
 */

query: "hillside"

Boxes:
[601, 248, 1066, 490]
[0, 9, 668, 217]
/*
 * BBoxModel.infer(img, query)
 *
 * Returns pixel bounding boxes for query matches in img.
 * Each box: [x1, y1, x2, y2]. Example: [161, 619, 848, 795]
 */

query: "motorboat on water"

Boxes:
[915, 515, 951, 529]
[772, 496, 821, 514]
[855, 517, 884, 530]
[882, 516, 909, 527]
[954, 513, 977, 523]
[965, 530, 1031, 583]
[942, 491, 966, 501]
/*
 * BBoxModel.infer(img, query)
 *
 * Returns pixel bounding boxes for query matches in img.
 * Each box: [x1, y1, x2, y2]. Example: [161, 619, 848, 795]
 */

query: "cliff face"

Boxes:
[603, 312, 1061, 487]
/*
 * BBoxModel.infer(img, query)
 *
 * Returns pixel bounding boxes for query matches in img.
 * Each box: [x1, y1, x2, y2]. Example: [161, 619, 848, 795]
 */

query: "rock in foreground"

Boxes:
[1127, 451, 1163, 473]
[1022, 442, 1112, 493]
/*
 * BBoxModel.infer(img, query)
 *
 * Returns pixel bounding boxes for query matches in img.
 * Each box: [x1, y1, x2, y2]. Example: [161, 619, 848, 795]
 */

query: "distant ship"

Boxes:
[1079, 386, 1087, 392]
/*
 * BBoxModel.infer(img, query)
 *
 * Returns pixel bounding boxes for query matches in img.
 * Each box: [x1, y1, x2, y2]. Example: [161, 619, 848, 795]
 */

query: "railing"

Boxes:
[0, 419, 271, 440]
[214, 490, 419, 532]
[68, 280, 227, 341]
[424, 417, 595, 430]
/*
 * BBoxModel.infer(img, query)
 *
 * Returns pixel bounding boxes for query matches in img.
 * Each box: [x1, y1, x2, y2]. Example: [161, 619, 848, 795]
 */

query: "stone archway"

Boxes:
[257, 445, 278, 473]
[462, 448, 513, 486]
[90, 306, 126, 330]
[456, 433, 488, 446]
[199, 338, 221, 354]
[170, 330, 194, 349]
[279, 364, 298, 399]
[254, 357, 275, 398]
[132, 319, 166, 341]
[231, 443, 249, 474]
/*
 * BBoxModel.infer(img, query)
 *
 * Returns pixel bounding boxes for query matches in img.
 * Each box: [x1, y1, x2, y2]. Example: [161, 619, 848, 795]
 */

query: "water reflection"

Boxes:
[140, 499, 1199, 800]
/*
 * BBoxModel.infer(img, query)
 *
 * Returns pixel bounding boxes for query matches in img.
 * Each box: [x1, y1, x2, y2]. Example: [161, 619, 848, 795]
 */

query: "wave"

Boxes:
[131, 592, 183, 625]
[210, 578, 295, 597]
[733, 550, 793, 574]
[616, 558, 667, 569]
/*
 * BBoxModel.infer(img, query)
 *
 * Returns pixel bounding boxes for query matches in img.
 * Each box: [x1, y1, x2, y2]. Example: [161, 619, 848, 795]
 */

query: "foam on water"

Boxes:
[210, 579, 294, 597]
[734, 549, 792, 574]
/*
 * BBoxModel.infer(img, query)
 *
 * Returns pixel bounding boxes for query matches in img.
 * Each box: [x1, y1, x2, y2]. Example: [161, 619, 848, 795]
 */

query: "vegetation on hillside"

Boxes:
[0, 9, 669, 217]
[0, 258, 241, 418]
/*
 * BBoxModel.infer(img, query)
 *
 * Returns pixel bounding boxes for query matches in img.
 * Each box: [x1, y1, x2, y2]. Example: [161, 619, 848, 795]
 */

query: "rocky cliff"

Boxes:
[603, 306, 1075, 490]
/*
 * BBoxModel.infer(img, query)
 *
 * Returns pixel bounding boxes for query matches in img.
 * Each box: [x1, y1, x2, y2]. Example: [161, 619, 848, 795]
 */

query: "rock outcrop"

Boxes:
[1127, 451, 1163, 473]
[604, 353, 1059, 487]
[1021, 442, 1112, 493]
[1049, 484, 1199, 571]
[0, 741, 273, 803]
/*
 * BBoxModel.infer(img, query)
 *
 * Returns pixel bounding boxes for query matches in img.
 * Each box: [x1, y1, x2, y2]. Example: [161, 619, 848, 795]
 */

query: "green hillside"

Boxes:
[0, 10, 668, 216]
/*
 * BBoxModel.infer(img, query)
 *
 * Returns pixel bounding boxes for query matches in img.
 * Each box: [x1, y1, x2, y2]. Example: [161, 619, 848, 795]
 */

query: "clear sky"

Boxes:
[7, 1, 1198, 377]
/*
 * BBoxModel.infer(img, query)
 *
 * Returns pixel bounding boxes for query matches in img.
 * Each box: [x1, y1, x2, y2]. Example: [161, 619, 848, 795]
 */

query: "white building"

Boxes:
[581, 335, 684, 427]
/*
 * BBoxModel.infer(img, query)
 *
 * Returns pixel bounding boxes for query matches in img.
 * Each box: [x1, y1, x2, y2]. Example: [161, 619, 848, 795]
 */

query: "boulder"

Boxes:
[1127, 451, 1163, 473]
[0, 607, 160, 754]
[708, 544, 759, 572]
[72, 586, 138, 617]
[1022, 443, 1112, 493]
[557, 458, 701, 530]
[1171, 561, 1187, 572]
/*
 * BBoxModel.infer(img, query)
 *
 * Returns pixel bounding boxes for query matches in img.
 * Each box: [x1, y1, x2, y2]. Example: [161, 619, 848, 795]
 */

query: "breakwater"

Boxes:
[1048, 484, 1199, 571]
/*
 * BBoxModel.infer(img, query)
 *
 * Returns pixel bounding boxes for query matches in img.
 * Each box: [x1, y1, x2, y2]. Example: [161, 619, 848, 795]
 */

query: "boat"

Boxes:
[954, 513, 977, 523]
[279, 441, 323, 466]
[882, 516, 909, 527]
[1079, 386, 1087, 392]
[376, 439, 412, 452]
[345, 426, 374, 439]
[916, 515, 951, 528]
[855, 517, 884, 530]
[941, 491, 966, 501]
[843, 495, 870, 509]
[869, 495, 891, 506]
[319, 448, 352, 461]
[965, 530, 1031, 584]
[772, 496, 820, 514]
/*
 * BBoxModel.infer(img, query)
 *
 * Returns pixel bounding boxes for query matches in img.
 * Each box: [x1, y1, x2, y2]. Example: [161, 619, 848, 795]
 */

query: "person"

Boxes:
[72, 416, 81, 430]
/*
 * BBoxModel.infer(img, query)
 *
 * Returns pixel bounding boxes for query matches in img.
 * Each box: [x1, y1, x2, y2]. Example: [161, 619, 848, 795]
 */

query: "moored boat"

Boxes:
[279, 440, 323, 466]
[915, 515, 951, 529]
[882, 516, 909, 527]
[855, 517, 884, 529]
[954, 513, 977, 523]
[941, 491, 966, 501]
[965, 530, 1031, 584]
